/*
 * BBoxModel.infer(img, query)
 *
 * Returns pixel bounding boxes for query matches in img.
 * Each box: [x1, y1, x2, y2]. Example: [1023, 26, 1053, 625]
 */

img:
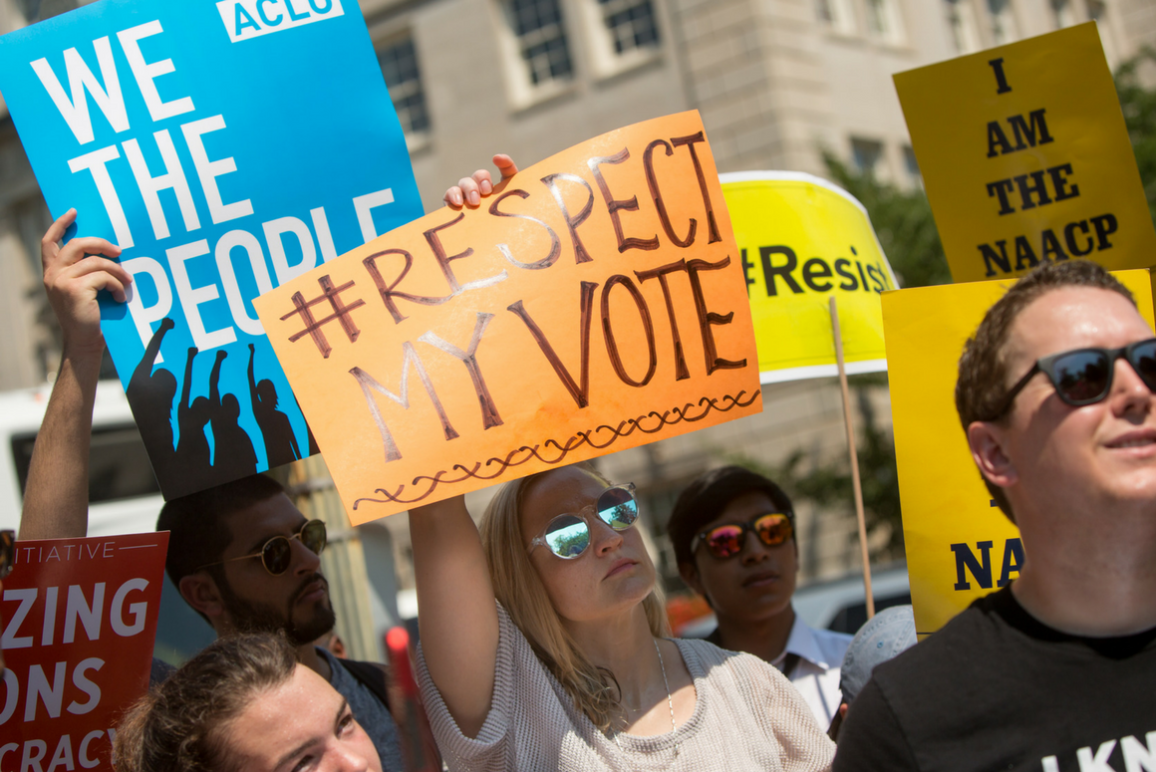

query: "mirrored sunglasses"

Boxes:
[200, 519, 327, 576]
[0, 530, 14, 580]
[989, 338, 1156, 420]
[528, 483, 639, 559]
[692, 513, 794, 560]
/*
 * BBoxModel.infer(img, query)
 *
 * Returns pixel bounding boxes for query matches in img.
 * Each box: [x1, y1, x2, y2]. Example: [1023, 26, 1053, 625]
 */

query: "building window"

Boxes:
[15, 0, 82, 23]
[1085, 0, 1116, 65]
[580, 0, 661, 79]
[902, 145, 921, 186]
[986, 0, 1019, 45]
[597, 0, 659, 55]
[817, 0, 858, 35]
[504, 0, 574, 87]
[1051, 0, 1075, 28]
[946, 0, 981, 54]
[377, 36, 431, 138]
[851, 138, 884, 177]
[865, 0, 886, 34]
[865, 0, 905, 43]
[16, 0, 42, 20]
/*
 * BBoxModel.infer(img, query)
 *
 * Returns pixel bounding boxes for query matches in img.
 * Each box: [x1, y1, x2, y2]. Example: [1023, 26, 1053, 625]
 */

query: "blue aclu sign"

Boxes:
[0, 0, 424, 498]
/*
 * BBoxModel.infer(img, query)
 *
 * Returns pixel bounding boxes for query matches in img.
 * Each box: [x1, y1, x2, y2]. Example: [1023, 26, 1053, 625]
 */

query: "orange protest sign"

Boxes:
[254, 111, 762, 523]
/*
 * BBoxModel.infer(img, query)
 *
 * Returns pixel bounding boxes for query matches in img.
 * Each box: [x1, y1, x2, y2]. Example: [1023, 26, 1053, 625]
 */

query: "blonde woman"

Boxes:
[411, 459, 835, 771]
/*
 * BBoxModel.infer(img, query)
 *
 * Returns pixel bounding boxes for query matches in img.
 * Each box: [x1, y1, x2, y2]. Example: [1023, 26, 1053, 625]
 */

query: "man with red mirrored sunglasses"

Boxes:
[834, 261, 1156, 770]
[667, 465, 852, 730]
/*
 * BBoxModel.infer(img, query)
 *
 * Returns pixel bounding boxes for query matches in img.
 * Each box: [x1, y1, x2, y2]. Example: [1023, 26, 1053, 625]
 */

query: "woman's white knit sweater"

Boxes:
[417, 604, 836, 772]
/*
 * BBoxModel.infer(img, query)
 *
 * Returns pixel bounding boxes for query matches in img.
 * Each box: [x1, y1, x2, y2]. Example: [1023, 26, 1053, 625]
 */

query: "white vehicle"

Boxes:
[0, 380, 215, 663]
[0, 380, 163, 535]
[792, 563, 911, 634]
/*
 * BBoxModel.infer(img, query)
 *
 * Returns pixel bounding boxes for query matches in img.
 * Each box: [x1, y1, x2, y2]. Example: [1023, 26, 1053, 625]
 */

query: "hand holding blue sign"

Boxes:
[0, 0, 424, 498]
[42, 209, 131, 354]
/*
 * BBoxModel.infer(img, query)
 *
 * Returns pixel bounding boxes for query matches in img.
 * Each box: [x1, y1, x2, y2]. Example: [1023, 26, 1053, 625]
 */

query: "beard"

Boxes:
[217, 571, 337, 646]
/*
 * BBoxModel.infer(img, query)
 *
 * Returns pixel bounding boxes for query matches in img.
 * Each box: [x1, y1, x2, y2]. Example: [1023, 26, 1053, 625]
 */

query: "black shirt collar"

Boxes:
[982, 585, 1156, 659]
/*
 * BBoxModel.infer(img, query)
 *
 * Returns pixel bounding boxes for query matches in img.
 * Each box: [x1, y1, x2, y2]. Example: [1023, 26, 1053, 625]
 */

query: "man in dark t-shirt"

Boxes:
[835, 261, 1156, 771]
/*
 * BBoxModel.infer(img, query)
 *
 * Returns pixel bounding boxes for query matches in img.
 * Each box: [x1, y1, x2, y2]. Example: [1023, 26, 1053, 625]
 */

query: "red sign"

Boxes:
[0, 532, 169, 772]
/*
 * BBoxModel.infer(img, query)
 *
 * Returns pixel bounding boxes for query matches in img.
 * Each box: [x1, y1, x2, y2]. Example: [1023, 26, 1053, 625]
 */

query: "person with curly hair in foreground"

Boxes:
[116, 633, 381, 772]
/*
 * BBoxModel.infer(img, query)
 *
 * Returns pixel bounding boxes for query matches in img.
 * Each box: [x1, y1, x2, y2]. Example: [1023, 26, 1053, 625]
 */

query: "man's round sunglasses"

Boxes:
[528, 483, 639, 559]
[692, 513, 794, 560]
[988, 338, 1156, 420]
[198, 520, 327, 576]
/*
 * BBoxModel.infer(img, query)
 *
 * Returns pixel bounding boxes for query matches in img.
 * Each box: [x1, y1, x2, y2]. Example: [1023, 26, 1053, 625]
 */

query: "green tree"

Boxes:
[1116, 47, 1156, 226]
[823, 154, 951, 289]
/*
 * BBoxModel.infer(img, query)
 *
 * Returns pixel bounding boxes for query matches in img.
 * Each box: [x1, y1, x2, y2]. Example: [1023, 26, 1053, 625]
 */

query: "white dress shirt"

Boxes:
[770, 615, 852, 729]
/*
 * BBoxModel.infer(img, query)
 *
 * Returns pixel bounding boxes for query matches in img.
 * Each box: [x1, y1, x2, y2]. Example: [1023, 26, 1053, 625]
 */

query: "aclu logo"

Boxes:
[216, 0, 345, 43]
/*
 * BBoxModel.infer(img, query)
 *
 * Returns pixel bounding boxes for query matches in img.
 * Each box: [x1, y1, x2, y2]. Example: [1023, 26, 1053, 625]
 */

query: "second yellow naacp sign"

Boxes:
[254, 112, 761, 523]
[722, 172, 897, 382]
[895, 23, 1156, 284]
[883, 270, 1155, 636]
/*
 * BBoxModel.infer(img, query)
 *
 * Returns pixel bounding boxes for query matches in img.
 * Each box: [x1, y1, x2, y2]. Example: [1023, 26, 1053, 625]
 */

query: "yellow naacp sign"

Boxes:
[721, 172, 897, 383]
[895, 23, 1156, 284]
[882, 270, 1155, 636]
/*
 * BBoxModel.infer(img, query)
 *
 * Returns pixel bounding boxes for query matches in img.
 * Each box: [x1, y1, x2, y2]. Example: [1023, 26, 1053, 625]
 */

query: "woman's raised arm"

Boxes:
[408, 495, 499, 738]
[411, 155, 521, 738]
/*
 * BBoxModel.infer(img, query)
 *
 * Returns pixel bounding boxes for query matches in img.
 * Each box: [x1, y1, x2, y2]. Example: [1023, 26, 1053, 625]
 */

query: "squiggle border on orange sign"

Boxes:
[353, 391, 760, 509]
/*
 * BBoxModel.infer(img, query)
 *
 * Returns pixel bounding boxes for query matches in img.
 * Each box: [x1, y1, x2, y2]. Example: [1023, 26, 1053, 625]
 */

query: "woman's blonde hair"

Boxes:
[479, 464, 668, 731]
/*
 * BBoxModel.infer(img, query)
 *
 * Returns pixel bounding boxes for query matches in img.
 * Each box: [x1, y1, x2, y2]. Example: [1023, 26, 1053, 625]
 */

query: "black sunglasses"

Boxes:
[988, 338, 1156, 420]
[199, 520, 327, 576]
[692, 513, 794, 560]
[0, 530, 13, 580]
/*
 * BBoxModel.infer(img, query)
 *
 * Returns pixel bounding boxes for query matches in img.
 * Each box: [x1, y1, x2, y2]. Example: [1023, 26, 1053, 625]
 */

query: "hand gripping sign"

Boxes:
[254, 111, 762, 524]
[882, 271, 1154, 636]
[0, 0, 423, 500]
[894, 23, 1156, 284]
[721, 172, 897, 383]
[0, 532, 169, 771]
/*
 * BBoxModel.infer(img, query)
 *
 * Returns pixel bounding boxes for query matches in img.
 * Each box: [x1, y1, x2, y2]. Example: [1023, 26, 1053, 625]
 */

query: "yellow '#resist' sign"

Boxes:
[894, 23, 1156, 284]
[882, 270, 1154, 636]
[721, 172, 897, 383]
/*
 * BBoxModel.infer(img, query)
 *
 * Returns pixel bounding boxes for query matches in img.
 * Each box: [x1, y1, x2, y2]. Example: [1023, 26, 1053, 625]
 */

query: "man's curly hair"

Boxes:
[114, 634, 297, 772]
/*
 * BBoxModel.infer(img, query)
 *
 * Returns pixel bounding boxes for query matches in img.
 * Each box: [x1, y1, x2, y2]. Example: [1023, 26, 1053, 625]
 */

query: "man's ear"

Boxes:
[967, 421, 1018, 489]
[179, 570, 228, 627]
